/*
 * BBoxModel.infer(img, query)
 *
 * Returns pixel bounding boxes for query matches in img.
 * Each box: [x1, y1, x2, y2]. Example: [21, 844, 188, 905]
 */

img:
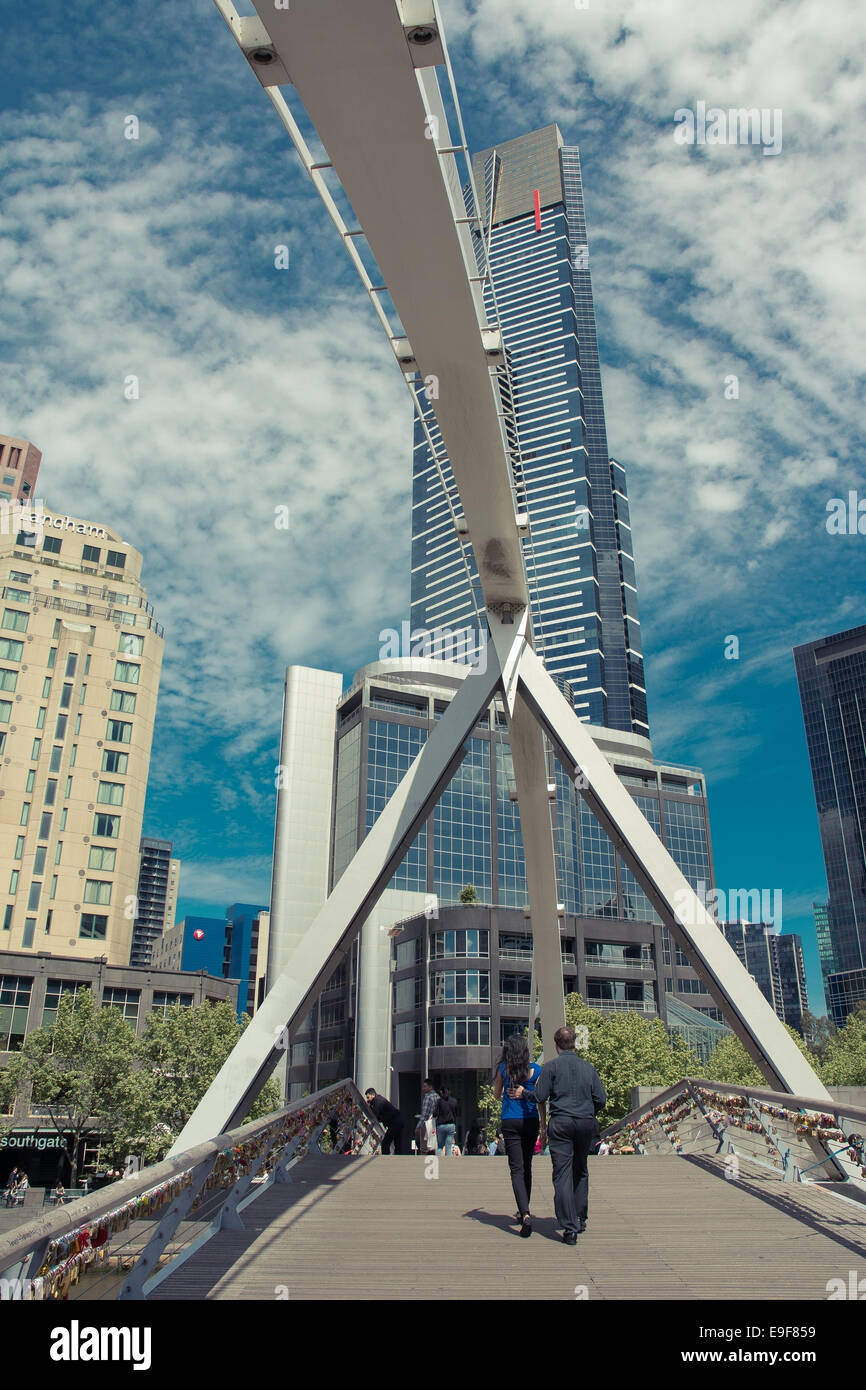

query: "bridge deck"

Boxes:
[147, 1154, 866, 1301]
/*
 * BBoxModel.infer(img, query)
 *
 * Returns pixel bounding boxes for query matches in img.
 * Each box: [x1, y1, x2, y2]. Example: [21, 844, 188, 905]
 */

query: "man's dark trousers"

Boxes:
[381, 1121, 405, 1155]
[548, 1115, 595, 1234]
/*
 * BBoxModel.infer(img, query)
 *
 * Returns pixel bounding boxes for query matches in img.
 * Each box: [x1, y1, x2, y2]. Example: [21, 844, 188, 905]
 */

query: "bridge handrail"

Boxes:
[0, 1079, 380, 1300]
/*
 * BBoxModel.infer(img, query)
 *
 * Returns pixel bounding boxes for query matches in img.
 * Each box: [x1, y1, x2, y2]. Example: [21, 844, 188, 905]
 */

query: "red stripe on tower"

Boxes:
[533, 189, 541, 231]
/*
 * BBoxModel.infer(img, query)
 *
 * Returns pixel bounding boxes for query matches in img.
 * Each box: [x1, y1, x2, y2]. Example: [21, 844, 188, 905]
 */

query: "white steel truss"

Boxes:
[173, 0, 828, 1150]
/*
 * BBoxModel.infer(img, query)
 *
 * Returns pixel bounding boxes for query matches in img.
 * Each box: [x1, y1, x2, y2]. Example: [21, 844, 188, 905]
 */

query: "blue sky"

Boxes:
[1, 0, 864, 1014]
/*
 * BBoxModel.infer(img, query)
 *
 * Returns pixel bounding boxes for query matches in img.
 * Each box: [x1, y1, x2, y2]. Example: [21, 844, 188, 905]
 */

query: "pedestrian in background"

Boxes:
[365, 1088, 406, 1155]
[435, 1086, 458, 1156]
[494, 1034, 544, 1237]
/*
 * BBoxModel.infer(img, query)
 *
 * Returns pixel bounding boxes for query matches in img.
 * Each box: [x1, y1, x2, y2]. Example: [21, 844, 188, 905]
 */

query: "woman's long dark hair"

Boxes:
[499, 1033, 531, 1087]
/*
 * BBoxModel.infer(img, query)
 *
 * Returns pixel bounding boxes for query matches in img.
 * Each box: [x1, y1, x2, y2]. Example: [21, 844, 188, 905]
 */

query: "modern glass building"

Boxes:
[280, 659, 719, 1106]
[130, 837, 180, 968]
[720, 921, 808, 1032]
[795, 625, 866, 1025]
[410, 125, 647, 736]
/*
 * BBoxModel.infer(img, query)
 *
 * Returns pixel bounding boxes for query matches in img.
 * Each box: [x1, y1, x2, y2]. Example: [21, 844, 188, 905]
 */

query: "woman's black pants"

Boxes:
[501, 1117, 539, 1215]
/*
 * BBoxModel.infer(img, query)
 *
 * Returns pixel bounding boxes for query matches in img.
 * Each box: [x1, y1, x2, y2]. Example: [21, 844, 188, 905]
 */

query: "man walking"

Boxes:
[417, 1077, 439, 1155]
[365, 1088, 406, 1155]
[519, 1025, 605, 1245]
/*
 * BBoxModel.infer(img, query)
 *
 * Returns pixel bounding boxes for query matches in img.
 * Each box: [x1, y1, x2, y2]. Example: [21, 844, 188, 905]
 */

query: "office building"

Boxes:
[272, 658, 720, 1104]
[0, 505, 164, 966]
[721, 921, 809, 1032]
[0, 433, 42, 507]
[410, 124, 647, 735]
[130, 837, 180, 967]
[795, 625, 866, 1025]
[154, 904, 270, 1020]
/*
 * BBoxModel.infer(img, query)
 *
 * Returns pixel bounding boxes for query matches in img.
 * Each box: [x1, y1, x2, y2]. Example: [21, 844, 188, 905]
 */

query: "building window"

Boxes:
[92, 813, 120, 839]
[319, 1001, 345, 1029]
[41, 677, 51, 698]
[59, 683, 73, 710]
[74, 714, 81, 734]
[54, 715, 67, 740]
[0, 667, 17, 692]
[84, 654, 91, 675]
[69, 745, 77, 767]
[0, 700, 11, 723]
[118, 633, 143, 657]
[106, 550, 126, 569]
[64, 776, 73, 799]
[45, 909, 52, 935]
[9, 571, 32, 583]
[24, 770, 34, 793]
[394, 976, 423, 1012]
[114, 661, 140, 685]
[1, 609, 28, 632]
[430, 970, 490, 1003]
[39, 812, 52, 839]
[110, 690, 136, 714]
[106, 719, 132, 743]
[429, 929, 490, 959]
[0, 975, 32, 1049]
[3, 905, 12, 930]
[151, 991, 193, 1015]
[393, 1021, 424, 1051]
[22, 918, 36, 948]
[14, 836, 24, 860]
[54, 842, 62, 864]
[50, 875, 57, 900]
[79, 914, 108, 941]
[33, 739, 44, 762]
[82, 545, 100, 564]
[20, 802, 30, 825]
[0, 638, 24, 661]
[32, 847, 45, 874]
[43, 536, 61, 554]
[102, 987, 140, 1025]
[97, 781, 124, 806]
[79, 684, 86, 704]
[429, 1017, 490, 1047]
[395, 937, 421, 968]
[2, 587, 30, 604]
[65, 652, 78, 678]
[83, 879, 111, 905]
[47, 647, 56, 669]
[27, 882, 41, 911]
[42, 979, 85, 1027]
[101, 749, 127, 774]
[43, 781, 56, 806]
[36, 706, 45, 729]
[88, 846, 116, 871]
[8, 870, 19, 894]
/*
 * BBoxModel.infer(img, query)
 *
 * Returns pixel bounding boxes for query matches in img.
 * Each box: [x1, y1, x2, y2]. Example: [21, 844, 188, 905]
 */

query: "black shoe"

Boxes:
[562, 1230, 578, 1245]
[578, 1218, 587, 1233]
[519, 1215, 532, 1238]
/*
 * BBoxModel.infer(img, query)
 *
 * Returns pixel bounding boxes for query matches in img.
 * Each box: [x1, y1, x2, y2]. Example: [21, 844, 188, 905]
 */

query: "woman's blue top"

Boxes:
[499, 1061, 542, 1120]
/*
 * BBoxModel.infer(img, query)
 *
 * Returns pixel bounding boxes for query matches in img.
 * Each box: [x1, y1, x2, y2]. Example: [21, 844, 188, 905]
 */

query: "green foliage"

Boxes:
[477, 1081, 500, 1142]
[799, 1010, 836, 1059]
[820, 1006, 866, 1086]
[705, 1022, 815, 1089]
[458, 883, 479, 904]
[3, 989, 140, 1182]
[562, 994, 700, 1124]
[136, 1001, 281, 1157]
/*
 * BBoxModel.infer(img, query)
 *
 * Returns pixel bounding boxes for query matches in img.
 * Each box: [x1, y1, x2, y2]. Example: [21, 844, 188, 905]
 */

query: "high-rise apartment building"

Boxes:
[0, 433, 42, 507]
[0, 505, 164, 965]
[154, 904, 270, 1021]
[720, 921, 808, 1032]
[130, 837, 180, 967]
[410, 124, 648, 736]
[794, 625, 866, 1025]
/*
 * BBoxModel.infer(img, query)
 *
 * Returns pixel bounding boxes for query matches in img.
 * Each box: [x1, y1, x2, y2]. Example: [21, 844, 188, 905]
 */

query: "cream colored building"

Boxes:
[0, 506, 163, 965]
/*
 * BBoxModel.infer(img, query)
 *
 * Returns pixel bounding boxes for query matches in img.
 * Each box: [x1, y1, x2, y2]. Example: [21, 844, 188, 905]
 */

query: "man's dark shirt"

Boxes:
[368, 1093, 401, 1127]
[530, 1052, 606, 1120]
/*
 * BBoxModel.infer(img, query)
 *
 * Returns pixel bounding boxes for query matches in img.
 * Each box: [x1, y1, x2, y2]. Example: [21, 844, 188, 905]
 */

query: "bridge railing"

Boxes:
[601, 1077, 866, 1185]
[0, 1080, 381, 1302]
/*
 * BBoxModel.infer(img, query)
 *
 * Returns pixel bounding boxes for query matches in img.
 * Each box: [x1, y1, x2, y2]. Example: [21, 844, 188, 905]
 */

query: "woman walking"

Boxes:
[493, 1035, 544, 1237]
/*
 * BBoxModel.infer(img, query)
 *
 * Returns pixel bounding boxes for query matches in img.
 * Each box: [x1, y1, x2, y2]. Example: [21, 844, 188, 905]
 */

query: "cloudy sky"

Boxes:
[1, 0, 864, 1010]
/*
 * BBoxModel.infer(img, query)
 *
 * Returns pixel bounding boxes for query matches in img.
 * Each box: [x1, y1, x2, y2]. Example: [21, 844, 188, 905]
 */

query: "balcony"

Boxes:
[584, 955, 654, 972]
[587, 999, 658, 1014]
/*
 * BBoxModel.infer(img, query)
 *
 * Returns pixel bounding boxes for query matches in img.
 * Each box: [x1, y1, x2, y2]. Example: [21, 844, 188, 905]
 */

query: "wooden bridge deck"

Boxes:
[147, 1153, 866, 1301]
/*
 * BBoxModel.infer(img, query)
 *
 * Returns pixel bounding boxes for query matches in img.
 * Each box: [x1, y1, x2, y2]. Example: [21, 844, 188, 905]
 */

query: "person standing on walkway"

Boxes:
[493, 1034, 544, 1237]
[517, 1025, 605, 1245]
[365, 1088, 406, 1155]
[418, 1077, 439, 1155]
[434, 1086, 458, 1156]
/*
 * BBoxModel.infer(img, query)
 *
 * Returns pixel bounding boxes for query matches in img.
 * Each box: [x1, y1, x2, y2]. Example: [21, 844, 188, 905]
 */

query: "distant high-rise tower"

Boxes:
[131, 837, 180, 967]
[410, 124, 648, 736]
[721, 921, 808, 1032]
[795, 625, 866, 1025]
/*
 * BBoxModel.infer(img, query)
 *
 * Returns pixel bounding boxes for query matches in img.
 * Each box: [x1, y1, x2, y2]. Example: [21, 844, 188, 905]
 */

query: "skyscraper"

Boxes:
[130, 837, 180, 967]
[794, 625, 866, 1025]
[0, 433, 42, 508]
[0, 503, 164, 965]
[410, 124, 648, 736]
[720, 921, 808, 1031]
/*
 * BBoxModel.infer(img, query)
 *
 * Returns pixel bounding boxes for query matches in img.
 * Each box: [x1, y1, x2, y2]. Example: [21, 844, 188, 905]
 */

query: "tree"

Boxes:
[799, 1010, 836, 1060]
[705, 1022, 814, 1089]
[563, 995, 700, 1124]
[2, 989, 143, 1183]
[458, 884, 478, 904]
[820, 1006, 866, 1086]
[136, 1000, 282, 1156]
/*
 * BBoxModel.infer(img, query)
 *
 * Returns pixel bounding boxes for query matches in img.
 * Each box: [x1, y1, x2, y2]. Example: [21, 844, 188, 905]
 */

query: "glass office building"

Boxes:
[795, 625, 866, 1025]
[410, 125, 648, 736]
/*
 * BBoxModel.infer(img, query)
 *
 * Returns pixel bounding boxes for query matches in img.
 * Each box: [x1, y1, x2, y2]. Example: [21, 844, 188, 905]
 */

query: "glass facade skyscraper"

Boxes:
[410, 125, 648, 736]
[795, 625, 866, 1025]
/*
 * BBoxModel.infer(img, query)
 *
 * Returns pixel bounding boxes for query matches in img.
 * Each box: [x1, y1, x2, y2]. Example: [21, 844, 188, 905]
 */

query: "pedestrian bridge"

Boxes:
[1, 1081, 863, 1301]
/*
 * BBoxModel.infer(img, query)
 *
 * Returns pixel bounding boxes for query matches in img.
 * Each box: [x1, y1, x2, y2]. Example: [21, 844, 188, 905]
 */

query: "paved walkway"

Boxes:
[147, 1154, 866, 1301]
